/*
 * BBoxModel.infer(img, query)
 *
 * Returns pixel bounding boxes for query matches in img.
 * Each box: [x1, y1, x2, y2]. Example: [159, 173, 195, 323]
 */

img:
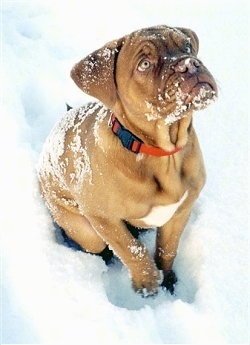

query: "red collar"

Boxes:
[109, 114, 181, 157]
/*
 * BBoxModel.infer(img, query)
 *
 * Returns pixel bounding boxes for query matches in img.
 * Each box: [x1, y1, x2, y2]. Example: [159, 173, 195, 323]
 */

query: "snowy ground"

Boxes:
[1, 0, 249, 343]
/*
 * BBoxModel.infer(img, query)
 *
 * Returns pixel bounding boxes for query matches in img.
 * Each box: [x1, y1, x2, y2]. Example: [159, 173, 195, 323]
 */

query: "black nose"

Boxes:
[173, 58, 200, 74]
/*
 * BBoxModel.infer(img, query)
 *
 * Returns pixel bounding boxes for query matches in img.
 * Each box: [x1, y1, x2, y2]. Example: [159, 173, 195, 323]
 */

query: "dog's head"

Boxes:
[71, 25, 217, 125]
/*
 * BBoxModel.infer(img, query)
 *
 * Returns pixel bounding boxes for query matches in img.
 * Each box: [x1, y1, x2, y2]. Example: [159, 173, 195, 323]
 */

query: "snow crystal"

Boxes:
[157, 89, 164, 101]
[137, 26, 190, 48]
[38, 104, 110, 194]
[165, 87, 188, 125]
[97, 46, 113, 60]
[192, 88, 217, 110]
[93, 104, 109, 147]
[38, 110, 76, 190]
[71, 151, 92, 190]
[165, 84, 216, 126]
[144, 101, 162, 121]
[128, 243, 146, 259]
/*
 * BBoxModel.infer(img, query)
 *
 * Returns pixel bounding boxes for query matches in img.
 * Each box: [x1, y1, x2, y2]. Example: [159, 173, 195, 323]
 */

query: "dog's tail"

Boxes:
[66, 103, 73, 111]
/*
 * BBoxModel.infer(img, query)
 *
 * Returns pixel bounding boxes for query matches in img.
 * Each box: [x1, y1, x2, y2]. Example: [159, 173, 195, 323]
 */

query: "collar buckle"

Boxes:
[109, 114, 182, 157]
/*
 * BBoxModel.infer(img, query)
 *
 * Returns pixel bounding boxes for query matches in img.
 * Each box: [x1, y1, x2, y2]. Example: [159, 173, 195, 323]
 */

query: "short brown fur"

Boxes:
[38, 25, 217, 295]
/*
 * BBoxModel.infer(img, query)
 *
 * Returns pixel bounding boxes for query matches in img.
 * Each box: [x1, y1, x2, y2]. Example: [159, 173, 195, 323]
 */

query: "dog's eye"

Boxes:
[184, 41, 192, 54]
[137, 59, 151, 72]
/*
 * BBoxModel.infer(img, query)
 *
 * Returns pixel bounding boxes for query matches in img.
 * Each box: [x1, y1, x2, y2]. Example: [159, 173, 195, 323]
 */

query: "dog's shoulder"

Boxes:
[55, 101, 109, 136]
[65, 101, 107, 122]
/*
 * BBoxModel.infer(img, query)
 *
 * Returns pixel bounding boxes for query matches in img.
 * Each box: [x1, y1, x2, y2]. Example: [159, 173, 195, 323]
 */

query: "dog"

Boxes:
[38, 25, 217, 296]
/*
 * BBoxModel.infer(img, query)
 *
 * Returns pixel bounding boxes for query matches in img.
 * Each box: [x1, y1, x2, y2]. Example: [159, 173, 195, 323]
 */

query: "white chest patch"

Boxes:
[139, 191, 188, 227]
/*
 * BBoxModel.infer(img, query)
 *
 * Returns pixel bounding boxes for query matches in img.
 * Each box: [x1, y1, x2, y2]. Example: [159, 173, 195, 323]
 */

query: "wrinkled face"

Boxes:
[71, 25, 217, 126]
[115, 26, 217, 125]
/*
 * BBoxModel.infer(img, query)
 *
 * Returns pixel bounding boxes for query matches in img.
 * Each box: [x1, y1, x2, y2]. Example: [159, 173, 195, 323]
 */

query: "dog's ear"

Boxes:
[70, 38, 124, 108]
[177, 28, 199, 55]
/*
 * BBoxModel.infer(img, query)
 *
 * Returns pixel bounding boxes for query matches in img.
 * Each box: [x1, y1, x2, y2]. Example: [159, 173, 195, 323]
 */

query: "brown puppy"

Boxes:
[38, 25, 217, 296]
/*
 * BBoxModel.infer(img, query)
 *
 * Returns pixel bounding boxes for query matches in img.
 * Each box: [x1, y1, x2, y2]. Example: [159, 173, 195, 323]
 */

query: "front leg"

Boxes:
[89, 216, 162, 296]
[154, 205, 192, 293]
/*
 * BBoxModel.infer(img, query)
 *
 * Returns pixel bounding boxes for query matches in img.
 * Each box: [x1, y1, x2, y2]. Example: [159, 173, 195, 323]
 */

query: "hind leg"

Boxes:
[53, 204, 106, 254]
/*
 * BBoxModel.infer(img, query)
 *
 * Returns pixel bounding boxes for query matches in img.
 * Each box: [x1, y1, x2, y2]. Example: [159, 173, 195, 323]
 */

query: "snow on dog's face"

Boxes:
[71, 25, 217, 125]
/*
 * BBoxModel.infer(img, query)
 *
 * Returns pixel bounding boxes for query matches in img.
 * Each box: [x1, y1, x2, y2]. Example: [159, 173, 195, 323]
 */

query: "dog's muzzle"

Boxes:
[171, 57, 217, 106]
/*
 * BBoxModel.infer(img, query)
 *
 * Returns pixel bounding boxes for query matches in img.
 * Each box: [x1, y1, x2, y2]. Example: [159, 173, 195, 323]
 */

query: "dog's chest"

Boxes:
[138, 191, 188, 227]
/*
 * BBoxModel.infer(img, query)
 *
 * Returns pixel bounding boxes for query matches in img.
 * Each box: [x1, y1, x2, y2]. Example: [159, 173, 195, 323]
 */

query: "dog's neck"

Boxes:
[110, 114, 182, 156]
[110, 110, 193, 155]
[158, 113, 193, 151]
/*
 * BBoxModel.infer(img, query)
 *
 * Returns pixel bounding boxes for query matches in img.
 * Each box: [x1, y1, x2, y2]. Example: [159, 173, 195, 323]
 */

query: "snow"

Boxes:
[1, 0, 249, 343]
[38, 104, 97, 194]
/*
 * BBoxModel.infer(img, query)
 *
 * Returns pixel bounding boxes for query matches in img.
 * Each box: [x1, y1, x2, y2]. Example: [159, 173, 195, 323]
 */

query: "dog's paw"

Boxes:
[137, 286, 159, 298]
[161, 270, 177, 295]
[132, 267, 163, 297]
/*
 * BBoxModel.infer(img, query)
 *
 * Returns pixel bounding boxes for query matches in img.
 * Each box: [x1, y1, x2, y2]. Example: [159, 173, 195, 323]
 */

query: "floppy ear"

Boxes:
[177, 28, 199, 55]
[71, 38, 124, 108]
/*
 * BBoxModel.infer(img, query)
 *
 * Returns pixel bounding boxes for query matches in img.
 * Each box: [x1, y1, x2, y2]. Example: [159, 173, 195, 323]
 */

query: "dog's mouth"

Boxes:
[164, 73, 217, 125]
[180, 74, 217, 107]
